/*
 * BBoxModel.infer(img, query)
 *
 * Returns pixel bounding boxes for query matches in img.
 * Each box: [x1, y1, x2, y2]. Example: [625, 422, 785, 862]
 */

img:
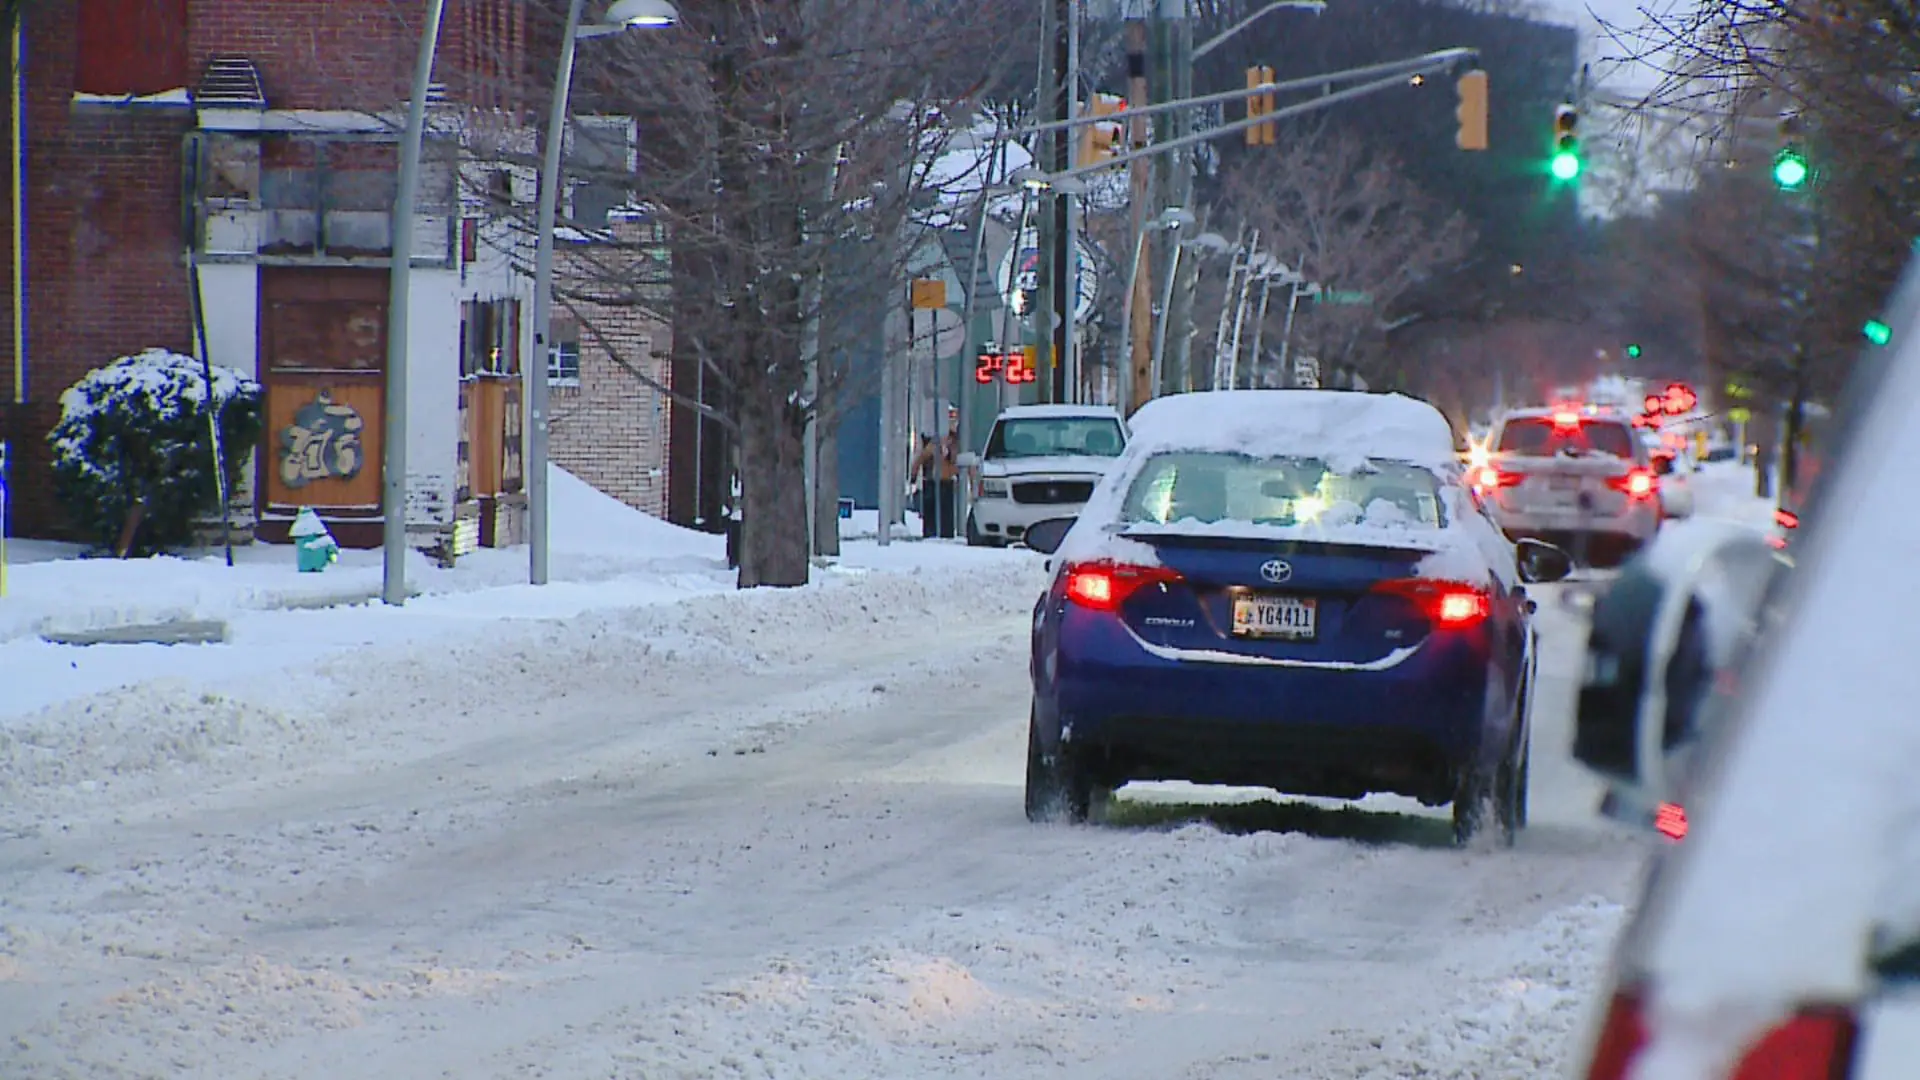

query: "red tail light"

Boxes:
[1654, 802, 1688, 841]
[1371, 578, 1491, 629]
[1775, 508, 1800, 530]
[1064, 561, 1183, 612]
[1606, 469, 1658, 499]
[1586, 989, 1859, 1080]
[1554, 409, 1583, 430]
[1473, 466, 1525, 491]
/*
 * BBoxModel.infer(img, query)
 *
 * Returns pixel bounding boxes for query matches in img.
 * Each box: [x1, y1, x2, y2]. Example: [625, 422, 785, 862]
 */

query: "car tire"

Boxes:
[1451, 770, 1490, 847]
[1025, 708, 1092, 824]
[965, 512, 997, 548]
[1494, 738, 1528, 846]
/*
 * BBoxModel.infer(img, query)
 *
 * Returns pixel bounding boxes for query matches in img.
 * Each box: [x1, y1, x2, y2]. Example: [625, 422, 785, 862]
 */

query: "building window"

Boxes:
[549, 320, 582, 385]
[77, 0, 189, 97]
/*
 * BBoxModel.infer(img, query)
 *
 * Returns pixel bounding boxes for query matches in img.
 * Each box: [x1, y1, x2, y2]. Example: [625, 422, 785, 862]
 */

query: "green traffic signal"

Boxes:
[1625, 343, 1642, 359]
[1864, 318, 1893, 346]
[1550, 150, 1581, 180]
[1773, 149, 1809, 190]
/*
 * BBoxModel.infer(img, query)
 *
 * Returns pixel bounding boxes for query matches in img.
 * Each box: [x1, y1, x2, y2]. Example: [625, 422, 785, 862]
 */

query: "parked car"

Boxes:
[959, 404, 1128, 548]
[1473, 405, 1664, 567]
[1567, 255, 1920, 1079]
[1020, 390, 1572, 846]
[1572, 519, 1790, 837]
[1640, 430, 1698, 520]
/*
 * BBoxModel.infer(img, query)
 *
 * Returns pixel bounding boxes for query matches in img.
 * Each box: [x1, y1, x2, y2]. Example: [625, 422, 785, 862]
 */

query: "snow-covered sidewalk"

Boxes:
[0, 467, 1010, 720]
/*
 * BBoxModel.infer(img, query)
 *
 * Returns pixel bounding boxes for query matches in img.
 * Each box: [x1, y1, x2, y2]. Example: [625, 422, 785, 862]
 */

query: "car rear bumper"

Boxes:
[970, 496, 1088, 540]
[1491, 503, 1660, 541]
[1043, 621, 1503, 802]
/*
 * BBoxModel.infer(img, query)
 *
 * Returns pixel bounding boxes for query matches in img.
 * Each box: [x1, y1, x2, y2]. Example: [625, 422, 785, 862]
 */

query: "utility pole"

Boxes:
[1165, 1, 1197, 392]
[1038, 0, 1073, 405]
[1124, 10, 1154, 412]
[1063, 0, 1083, 404]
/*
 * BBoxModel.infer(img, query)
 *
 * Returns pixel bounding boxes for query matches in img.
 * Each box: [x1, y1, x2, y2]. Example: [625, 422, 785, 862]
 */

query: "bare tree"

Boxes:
[458, 0, 1032, 587]
[1216, 127, 1473, 388]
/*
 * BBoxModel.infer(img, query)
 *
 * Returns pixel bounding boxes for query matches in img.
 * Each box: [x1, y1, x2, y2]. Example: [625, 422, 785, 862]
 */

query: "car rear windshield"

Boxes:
[1118, 452, 1445, 529]
[987, 417, 1125, 459]
[1497, 417, 1636, 457]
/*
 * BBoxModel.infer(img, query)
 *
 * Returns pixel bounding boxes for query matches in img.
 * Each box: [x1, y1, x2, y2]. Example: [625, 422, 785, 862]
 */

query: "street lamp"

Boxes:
[1120, 206, 1192, 412]
[383, 0, 453, 606]
[528, 0, 678, 586]
[1192, 0, 1327, 60]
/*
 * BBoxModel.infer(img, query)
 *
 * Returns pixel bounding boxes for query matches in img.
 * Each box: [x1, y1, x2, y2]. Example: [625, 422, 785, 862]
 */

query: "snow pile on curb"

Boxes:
[1318, 895, 1628, 1079]
[0, 558, 1047, 824]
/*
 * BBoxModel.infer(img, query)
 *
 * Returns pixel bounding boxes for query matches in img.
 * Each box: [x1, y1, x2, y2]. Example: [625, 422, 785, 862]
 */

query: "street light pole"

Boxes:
[383, 0, 449, 607]
[528, 0, 676, 586]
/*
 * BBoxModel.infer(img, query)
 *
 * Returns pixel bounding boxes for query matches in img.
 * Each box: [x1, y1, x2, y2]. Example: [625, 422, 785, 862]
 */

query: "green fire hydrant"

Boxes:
[290, 506, 339, 573]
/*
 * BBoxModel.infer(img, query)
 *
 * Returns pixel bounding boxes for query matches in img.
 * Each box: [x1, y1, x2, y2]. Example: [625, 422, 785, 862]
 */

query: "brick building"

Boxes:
[547, 209, 673, 516]
[0, 0, 674, 552]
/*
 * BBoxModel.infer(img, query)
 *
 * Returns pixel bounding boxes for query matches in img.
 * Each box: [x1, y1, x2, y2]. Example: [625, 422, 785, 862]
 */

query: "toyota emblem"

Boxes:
[1259, 559, 1293, 583]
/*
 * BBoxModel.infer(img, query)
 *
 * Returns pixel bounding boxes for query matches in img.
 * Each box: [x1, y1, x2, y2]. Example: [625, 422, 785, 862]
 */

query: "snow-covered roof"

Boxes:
[1126, 390, 1459, 470]
[996, 403, 1122, 421]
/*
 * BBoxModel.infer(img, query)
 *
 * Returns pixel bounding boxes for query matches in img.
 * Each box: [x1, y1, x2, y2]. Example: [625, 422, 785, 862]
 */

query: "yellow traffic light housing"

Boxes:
[1245, 66, 1276, 146]
[1454, 69, 1489, 151]
[1078, 92, 1128, 167]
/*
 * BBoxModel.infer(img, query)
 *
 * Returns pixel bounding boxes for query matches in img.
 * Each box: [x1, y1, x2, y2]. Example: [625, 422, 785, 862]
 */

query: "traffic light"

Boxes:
[1454, 69, 1489, 151]
[1624, 343, 1642, 359]
[1245, 66, 1276, 146]
[1865, 318, 1893, 346]
[1078, 92, 1128, 167]
[1774, 112, 1809, 190]
[1550, 103, 1580, 180]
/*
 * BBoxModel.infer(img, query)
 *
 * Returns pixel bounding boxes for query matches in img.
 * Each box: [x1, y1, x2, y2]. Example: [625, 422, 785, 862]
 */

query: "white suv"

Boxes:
[961, 404, 1127, 547]
[1473, 406, 1663, 567]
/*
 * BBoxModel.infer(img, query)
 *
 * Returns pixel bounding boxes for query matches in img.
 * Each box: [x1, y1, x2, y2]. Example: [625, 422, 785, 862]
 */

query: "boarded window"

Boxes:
[76, 0, 190, 97]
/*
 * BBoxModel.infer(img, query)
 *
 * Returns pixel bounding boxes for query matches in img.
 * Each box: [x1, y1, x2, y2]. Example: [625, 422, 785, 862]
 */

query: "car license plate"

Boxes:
[1233, 595, 1318, 640]
[1549, 475, 1583, 491]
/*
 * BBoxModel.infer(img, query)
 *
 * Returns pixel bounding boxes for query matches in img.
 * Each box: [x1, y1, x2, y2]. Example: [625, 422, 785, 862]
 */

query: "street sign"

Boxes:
[1319, 289, 1371, 305]
[910, 278, 947, 310]
[997, 232, 1099, 324]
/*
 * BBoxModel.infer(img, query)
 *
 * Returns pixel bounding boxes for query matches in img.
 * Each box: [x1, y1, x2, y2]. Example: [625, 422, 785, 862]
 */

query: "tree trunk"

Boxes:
[736, 384, 811, 588]
[813, 417, 842, 557]
[1780, 366, 1807, 503]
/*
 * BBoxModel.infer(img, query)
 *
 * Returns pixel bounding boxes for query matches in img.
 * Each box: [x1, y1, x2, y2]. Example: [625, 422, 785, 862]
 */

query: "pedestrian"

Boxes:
[911, 404, 962, 538]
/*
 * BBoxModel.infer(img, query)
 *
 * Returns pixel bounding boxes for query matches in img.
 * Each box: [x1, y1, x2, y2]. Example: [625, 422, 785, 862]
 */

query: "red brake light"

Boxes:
[1371, 578, 1490, 629]
[1775, 508, 1800, 530]
[1064, 561, 1182, 612]
[1553, 409, 1582, 430]
[1473, 466, 1524, 491]
[1584, 989, 1859, 1080]
[1654, 802, 1688, 840]
[1606, 469, 1657, 498]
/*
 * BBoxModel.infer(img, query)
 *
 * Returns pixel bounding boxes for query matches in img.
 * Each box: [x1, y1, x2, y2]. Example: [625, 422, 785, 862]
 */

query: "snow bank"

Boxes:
[1313, 897, 1629, 1078]
[1, 465, 720, 645]
[0, 555, 1046, 826]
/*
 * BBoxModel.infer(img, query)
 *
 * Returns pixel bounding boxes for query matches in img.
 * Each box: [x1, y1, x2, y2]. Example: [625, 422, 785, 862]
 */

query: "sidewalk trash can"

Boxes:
[290, 506, 339, 573]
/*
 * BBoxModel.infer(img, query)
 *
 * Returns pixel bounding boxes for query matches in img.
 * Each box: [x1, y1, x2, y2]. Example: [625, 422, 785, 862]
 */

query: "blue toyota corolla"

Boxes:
[1020, 390, 1572, 845]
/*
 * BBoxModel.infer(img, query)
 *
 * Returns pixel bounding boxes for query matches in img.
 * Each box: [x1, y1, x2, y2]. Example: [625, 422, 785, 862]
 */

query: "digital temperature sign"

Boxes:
[975, 351, 1037, 385]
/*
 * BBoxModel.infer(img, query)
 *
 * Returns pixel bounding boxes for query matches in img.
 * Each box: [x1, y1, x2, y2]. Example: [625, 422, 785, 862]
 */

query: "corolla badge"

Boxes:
[1259, 559, 1293, 583]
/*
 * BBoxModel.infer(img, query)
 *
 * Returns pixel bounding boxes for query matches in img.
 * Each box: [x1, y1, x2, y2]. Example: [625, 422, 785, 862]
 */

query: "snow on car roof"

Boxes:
[1124, 390, 1460, 471]
[1051, 391, 1497, 582]
[996, 403, 1122, 420]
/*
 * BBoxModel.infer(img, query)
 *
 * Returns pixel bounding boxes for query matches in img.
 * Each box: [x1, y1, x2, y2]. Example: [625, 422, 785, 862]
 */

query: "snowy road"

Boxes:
[0, 558, 1650, 1079]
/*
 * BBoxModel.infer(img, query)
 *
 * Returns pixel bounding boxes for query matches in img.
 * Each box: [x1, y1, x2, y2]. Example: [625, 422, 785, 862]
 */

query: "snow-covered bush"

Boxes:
[48, 348, 263, 555]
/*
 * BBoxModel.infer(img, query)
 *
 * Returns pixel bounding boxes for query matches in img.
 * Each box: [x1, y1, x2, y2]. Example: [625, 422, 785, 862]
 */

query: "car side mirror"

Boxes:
[956, 451, 980, 469]
[1517, 538, 1573, 584]
[1021, 517, 1076, 555]
[1651, 455, 1675, 477]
